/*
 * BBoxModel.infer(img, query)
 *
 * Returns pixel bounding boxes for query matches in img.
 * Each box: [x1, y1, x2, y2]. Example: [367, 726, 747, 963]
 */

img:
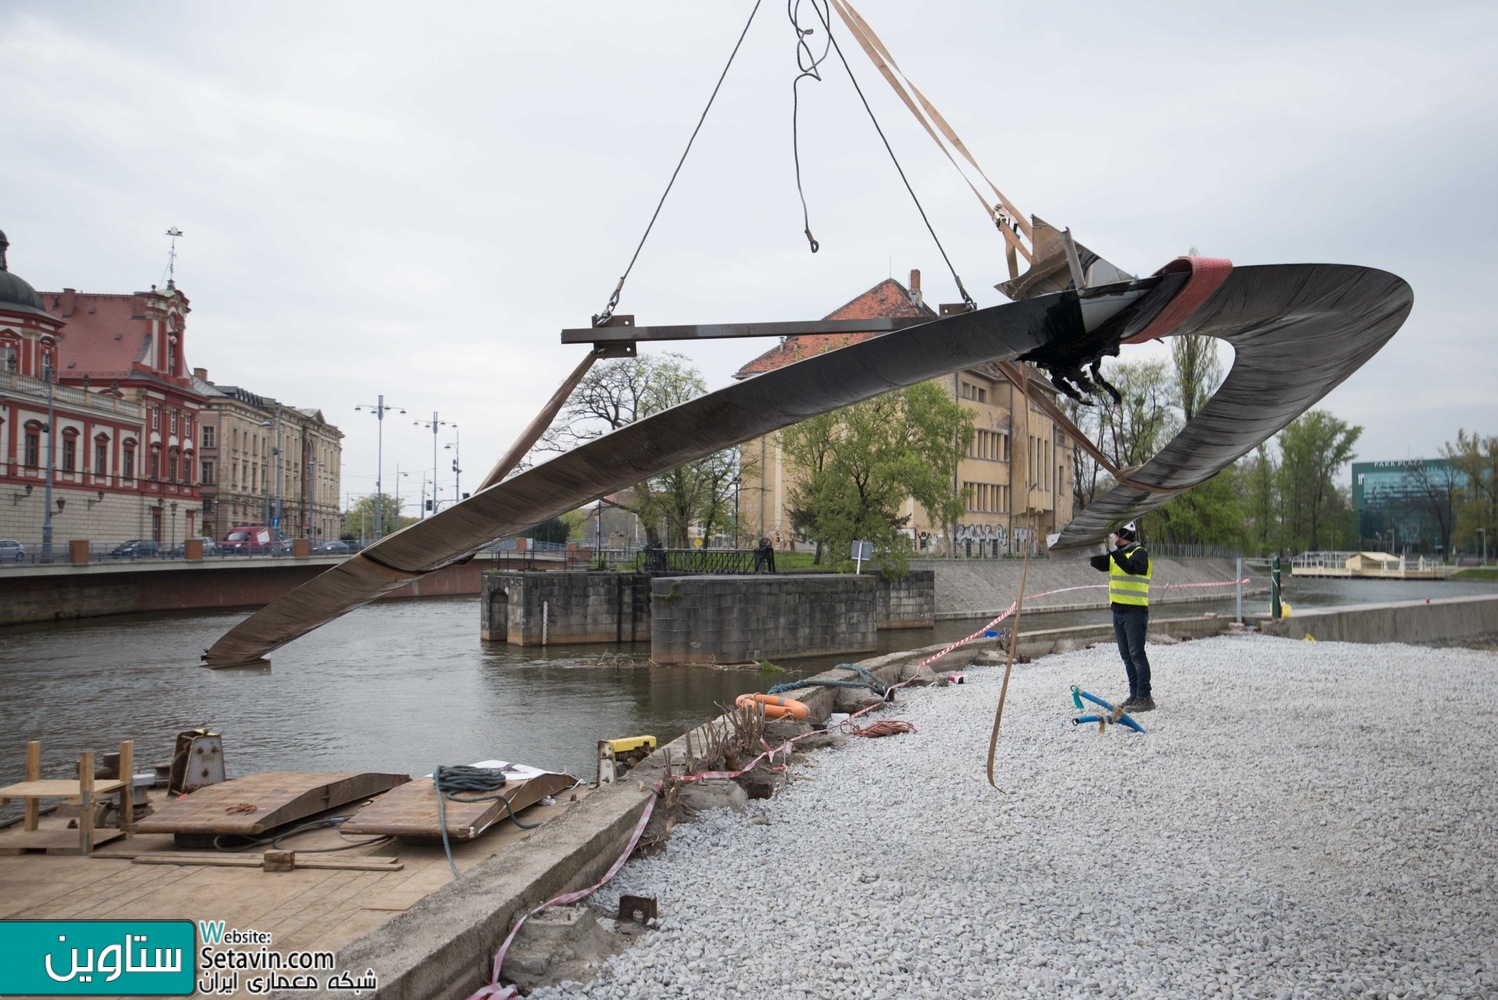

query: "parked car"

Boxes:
[222, 526, 274, 555]
[0, 539, 26, 562]
[166, 536, 219, 558]
[110, 539, 159, 559]
[313, 539, 350, 555]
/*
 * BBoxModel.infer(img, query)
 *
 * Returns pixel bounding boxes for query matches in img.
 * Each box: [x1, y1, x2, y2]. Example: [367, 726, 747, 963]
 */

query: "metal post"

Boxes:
[1271, 556, 1282, 619]
[41, 366, 55, 563]
[595, 497, 603, 565]
[732, 475, 741, 548]
[356, 395, 403, 539]
[1236, 557, 1243, 624]
[273, 410, 282, 541]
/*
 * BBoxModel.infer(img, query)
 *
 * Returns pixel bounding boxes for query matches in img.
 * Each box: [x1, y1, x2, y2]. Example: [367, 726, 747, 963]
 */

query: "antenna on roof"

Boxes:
[164, 227, 184, 289]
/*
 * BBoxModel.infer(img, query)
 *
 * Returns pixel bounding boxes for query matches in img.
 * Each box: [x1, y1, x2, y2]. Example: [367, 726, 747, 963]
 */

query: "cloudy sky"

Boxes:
[1, 0, 1491, 507]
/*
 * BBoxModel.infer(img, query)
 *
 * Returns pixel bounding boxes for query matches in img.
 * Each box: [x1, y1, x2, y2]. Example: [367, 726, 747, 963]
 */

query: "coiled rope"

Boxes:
[434, 765, 539, 879]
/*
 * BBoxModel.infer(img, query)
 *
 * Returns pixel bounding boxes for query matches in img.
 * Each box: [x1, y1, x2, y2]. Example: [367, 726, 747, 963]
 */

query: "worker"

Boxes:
[1090, 521, 1154, 711]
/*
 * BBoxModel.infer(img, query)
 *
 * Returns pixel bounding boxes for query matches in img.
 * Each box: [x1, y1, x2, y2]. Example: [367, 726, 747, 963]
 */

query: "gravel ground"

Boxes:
[530, 633, 1498, 999]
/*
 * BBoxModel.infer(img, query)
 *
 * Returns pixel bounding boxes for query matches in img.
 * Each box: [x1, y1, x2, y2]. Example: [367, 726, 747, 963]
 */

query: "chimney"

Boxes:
[193, 367, 209, 382]
[60, 288, 77, 318]
[909, 269, 923, 308]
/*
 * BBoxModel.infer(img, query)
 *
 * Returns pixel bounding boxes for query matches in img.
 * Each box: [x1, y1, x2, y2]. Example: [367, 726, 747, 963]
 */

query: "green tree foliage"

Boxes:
[342, 494, 414, 540]
[537, 352, 744, 547]
[1276, 410, 1361, 551]
[1442, 430, 1498, 554]
[531, 515, 571, 544]
[781, 381, 972, 572]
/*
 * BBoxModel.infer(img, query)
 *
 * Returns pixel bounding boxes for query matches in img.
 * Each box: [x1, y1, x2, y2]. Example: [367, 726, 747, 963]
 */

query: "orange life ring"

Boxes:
[734, 692, 811, 721]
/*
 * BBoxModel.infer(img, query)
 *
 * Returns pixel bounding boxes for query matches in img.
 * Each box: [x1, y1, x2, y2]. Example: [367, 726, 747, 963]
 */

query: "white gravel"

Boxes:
[529, 633, 1498, 999]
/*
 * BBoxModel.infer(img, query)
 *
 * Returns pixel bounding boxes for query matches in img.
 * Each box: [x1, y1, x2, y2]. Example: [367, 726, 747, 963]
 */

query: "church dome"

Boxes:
[0, 229, 49, 316]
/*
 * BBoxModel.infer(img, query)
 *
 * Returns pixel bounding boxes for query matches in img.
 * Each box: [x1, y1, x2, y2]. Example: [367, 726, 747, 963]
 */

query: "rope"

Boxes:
[805, 0, 975, 309]
[768, 662, 888, 697]
[839, 719, 915, 738]
[592, 0, 765, 325]
[788, 0, 833, 251]
[434, 765, 539, 880]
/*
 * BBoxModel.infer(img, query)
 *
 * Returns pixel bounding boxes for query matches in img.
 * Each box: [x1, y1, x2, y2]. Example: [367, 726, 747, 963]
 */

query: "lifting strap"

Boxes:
[830, 0, 1032, 278]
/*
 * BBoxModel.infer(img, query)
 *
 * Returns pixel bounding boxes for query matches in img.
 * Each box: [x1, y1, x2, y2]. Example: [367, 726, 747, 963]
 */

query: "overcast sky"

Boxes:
[2, 0, 1492, 507]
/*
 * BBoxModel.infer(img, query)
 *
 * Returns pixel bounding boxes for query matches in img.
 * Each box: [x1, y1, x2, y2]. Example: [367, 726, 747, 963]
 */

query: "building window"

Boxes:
[95, 440, 108, 475]
[168, 451, 179, 482]
[123, 447, 135, 480]
[24, 427, 40, 467]
[170, 411, 178, 435]
[149, 447, 160, 480]
[151, 407, 159, 430]
[1, 345, 15, 372]
[202, 460, 215, 485]
[185, 414, 193, 439]
[202, 425, 215, 448]
[62, 437, 77, 473]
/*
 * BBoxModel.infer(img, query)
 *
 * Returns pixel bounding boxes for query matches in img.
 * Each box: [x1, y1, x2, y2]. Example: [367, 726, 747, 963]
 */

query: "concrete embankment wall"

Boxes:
[1256, 595, 1498, 644]
[652, 573, 877, 664]
[912, 556, 1263, 619]
[482, 571, 652, 644]
[0, 558, 487, 627]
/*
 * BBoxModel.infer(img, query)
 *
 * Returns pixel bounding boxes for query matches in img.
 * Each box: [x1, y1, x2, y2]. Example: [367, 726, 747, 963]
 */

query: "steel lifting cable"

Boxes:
[804, 0, 976, 310]
[593, 0, 766, 326]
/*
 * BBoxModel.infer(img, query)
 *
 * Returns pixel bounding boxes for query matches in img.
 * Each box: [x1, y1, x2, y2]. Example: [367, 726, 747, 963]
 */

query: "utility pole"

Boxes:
[41, 364, 56, 563]
[355, 395, 404, 539]
[413, 412, 453, 518]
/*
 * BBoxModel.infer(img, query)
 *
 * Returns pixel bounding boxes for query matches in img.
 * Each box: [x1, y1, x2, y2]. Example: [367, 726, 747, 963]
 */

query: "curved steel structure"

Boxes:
[1049, 263, 1412, 550]
[204, 262, 1411, 667]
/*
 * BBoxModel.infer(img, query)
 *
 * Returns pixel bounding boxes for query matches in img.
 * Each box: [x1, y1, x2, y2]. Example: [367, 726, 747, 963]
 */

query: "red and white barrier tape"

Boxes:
[468, 574, 1250, 996]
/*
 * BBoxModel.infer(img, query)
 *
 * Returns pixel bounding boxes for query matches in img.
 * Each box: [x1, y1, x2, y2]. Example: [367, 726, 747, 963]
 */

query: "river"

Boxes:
[2, 575, 1494, 804]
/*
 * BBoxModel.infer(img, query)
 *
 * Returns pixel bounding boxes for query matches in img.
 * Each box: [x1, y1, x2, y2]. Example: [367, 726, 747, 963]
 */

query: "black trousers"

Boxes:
[1112, 605, 1152, 699]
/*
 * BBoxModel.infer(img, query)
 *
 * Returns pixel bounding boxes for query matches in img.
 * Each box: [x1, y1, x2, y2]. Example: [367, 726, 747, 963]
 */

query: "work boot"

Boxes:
[1119, 695, 1141, 711]
[1131, 696, 1156, 712]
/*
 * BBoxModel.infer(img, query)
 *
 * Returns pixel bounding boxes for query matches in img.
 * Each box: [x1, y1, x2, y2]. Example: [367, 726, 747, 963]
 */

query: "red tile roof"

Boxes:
[734, 277, 936, 378]
[40, 291, 157, 377]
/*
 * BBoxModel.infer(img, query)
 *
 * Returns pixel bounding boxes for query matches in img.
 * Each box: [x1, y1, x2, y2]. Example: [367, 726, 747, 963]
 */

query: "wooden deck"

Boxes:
[0, 781, 591, 999]
[134, 771, 410, 841]
[344, 764, 577, 841]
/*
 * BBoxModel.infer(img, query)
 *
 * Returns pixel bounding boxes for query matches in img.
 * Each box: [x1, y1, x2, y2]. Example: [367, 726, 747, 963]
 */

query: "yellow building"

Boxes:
[735, 271, 1074, 557]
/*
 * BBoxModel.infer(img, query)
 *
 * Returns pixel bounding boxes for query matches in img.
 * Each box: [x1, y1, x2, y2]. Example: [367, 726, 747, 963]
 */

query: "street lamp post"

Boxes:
[41, 363, 56, 563]
[413, 412, 453, 519]
[169, 501, 178, 553]
[393, 466, 411, 532]
[355, 395, 405, 539]
[731, 474, 741, 548]
[444, 429, 462, 504]
[260, 409, 283, 542]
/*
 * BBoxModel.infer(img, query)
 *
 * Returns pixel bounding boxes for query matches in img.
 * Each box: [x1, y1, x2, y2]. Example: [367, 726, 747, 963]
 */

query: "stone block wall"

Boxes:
[650, 574, 877, 664]
[482, 571, 652, 645]
[876, 569, 935, 628]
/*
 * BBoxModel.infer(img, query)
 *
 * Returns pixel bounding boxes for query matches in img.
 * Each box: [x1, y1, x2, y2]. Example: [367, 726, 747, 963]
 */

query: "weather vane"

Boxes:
[164, 226, 184, 287]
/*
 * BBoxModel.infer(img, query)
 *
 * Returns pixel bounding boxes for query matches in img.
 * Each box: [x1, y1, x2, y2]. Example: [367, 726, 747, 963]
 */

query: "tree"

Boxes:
[1241, 443, 1279, 556]
[1402, 461, 1461, 555]
[781, 381, 972, 572]
[536, 352, 743, 547]
[1442, 430, 1498, 555]
[342, 494, 413, 540]
[1276, 410, 1361, 552]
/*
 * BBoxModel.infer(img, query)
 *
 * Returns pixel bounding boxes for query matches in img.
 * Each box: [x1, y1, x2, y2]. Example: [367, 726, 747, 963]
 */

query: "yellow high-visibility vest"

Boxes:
[1108, 544, 1152, 606]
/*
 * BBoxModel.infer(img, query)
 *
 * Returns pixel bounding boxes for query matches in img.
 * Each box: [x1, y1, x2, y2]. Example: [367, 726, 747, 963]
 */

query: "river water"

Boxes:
[2, 576, 1494, 805]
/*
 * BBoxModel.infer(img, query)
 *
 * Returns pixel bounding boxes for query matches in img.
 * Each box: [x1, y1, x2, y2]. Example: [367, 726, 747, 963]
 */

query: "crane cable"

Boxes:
[593, 0, 766, 327]
[803, 0, 976, 310]
[827, 0, 1033, 280]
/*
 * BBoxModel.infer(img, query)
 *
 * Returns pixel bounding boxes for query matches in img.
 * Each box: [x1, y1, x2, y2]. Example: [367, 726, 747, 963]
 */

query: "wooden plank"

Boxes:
[0, 779, 128, 798]
[342, 766, 576, 840]
[0, 827, 124, 856]
[132, 852, 402, 872]
[133, 771, 410, 836]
